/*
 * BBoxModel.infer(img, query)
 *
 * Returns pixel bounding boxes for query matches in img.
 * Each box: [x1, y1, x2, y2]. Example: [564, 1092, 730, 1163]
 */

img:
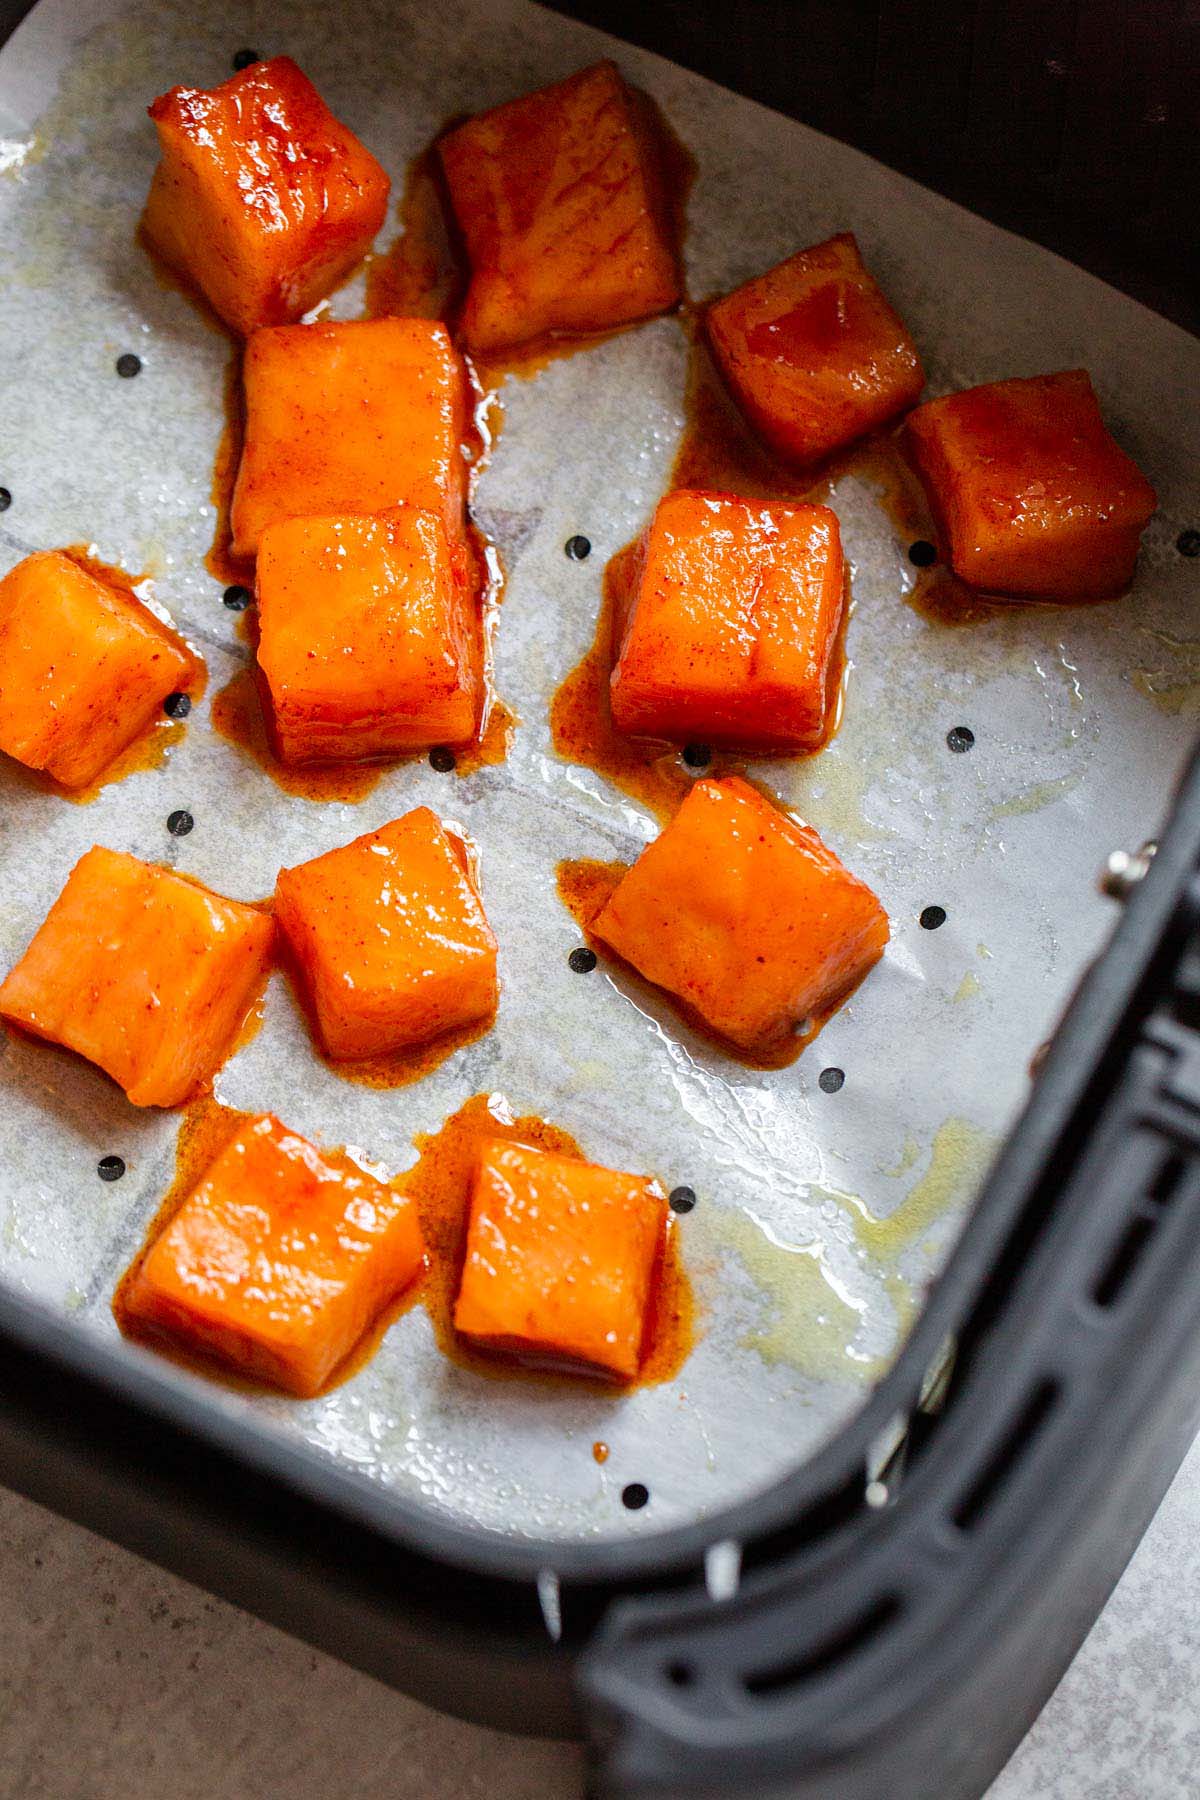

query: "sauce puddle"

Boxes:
[116, 1091, 694, 1397]
[548, 321, 864, 825]
[408, 1092, 693, 1390]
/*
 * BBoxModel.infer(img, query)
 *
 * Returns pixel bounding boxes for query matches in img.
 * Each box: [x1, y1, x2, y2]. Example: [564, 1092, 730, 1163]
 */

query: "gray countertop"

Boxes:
[2, 1440, 1198, 1799]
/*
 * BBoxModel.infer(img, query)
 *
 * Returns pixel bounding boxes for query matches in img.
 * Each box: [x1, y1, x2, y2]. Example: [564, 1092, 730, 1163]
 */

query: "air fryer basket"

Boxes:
[0, 2, 1198, 1797]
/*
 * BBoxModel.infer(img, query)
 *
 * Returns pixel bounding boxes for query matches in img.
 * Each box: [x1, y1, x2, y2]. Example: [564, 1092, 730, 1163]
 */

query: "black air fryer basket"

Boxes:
[0, 3, 1197, 1797]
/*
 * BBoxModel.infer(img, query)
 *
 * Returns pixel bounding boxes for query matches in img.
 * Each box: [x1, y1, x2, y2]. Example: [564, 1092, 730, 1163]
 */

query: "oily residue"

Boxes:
[406, 1091, 693, 1389]
[706, 1205, 868, 1384]
[990, 770, 1082, 820]
[707, 1119, 995, 1386]
[1132, 671, 1200, 716]
[846, 1117, 996, 1264]
[113, 1097, 422, 1394]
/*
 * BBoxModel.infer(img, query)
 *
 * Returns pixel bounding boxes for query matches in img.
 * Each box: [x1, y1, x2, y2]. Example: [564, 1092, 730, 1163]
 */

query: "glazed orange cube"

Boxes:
[144, 56, 389, 336]
[274, 809, 498, 1060]
[439, 60, 681, 356]
[256, 507, 479, 763]
[0, 551, 201, 789]
[610, 490, 845, 751]
[707, 233, 924, 466]
[903, 370, 1157, 600]
[230, 318, 468, 559]
[594, 777, 888, 1054]
[453, 1137, 666, 1381]
[121, 1113, 424, 1396]
[0, 848, 274, 1107]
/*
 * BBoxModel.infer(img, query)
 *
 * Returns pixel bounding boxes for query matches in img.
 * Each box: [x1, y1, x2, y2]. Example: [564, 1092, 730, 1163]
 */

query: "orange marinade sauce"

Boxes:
[548, 322, 864, 826]
[407, 1093, 694, 1390]
[112, 1096, 423, 1395]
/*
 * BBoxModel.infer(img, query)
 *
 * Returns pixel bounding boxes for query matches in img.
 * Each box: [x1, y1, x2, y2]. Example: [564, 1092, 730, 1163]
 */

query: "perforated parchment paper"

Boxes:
[0, 0, 1197, 1546]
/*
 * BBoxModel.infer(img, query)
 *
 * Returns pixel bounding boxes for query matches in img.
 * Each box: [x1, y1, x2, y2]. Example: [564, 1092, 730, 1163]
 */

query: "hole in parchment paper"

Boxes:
[669, 1186, 696, 1214]
[665, 1660, 696, 1687]
[920, 906, 947, 930]
[428, 746, 456, 772]
[565, 535, 591, 561]
[163, 692, 191, 719]
[622, 1482, 649, 1510]
[1176, 530, 1200, 558]
[682, 743, 711, 770]
[97, 1155, 125, 1182]
[0, 488, 11, 512]
[115, 353, 141, 379]
[223, 584, 252, 611]
[568, 947, 597, 974]
[818, 1068, 845, 1093]
[232, 48, 260, 70]
[167, 809, 194, 837]
[908, 540, 937, 567]
[946, 726, 975, 753]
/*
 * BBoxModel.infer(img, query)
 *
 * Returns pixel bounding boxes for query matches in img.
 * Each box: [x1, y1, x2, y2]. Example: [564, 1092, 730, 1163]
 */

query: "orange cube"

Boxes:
[0, 551, 201, 789]
[903, 369, 1158, 600]
[121, 1113, 424, 1396]
[230, 318, 468, 560]
[256, 507, 479, 763]
[438, 60, 681, 356]
[610, 490, 846, 751]
[144, 56, 390, 336]
[594, 777, 888, 1054]
[274, 809, 498, 1060]
[707, 233, 925, 465]
[453, 1137, 666, 1380]
[0, 848, 274, 1107]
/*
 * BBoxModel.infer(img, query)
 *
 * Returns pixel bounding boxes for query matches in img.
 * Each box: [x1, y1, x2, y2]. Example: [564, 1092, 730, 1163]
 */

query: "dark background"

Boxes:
[550, 0, 1199, 332]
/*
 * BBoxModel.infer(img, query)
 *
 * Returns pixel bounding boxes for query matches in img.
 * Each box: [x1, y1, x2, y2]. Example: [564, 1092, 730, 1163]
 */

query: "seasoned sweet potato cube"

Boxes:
[610, 490, 845, 751]
[903, 370, 1157, 600]
[707, 233, 924, 466]
[230, 318, 468, 559]
[0, 848, 273, 1107]
[256, 507, 479, 763]
[594, 777, 888, 1054]
[274, 809, 498, 1060]
[0, 551, 201, 789]
[121, 1113, 424, 1396]
[453, 1137, 666, 1380]
[144, 56, 390, 336]
[438, 60, 681, 356]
